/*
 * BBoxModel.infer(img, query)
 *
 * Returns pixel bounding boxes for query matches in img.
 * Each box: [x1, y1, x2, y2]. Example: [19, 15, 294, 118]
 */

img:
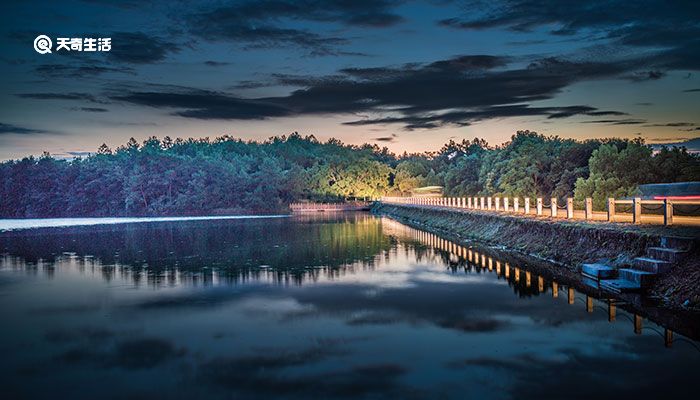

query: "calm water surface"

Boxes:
[0, 213, 698, 399]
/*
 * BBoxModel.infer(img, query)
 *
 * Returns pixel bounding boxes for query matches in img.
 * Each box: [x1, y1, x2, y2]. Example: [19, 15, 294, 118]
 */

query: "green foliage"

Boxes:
[0, 133, 393, 217]
[573, 141, 700, 209]
[1, 130, 697, 217]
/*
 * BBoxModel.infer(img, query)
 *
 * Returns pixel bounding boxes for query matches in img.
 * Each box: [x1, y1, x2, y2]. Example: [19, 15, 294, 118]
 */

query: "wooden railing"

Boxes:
[380, 195, 700, 226]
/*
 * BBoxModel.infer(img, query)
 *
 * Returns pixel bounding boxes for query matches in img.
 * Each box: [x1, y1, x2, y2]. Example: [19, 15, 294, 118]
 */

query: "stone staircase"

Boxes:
[582, 236, 693, 293]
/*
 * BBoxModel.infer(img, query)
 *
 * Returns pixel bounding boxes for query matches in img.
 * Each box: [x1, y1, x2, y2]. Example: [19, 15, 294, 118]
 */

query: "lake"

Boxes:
[0, 213, 698, 399]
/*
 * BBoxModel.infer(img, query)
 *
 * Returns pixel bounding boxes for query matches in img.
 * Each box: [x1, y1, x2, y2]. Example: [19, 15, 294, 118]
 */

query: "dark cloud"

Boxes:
[110, 89, 291, 119]
[108, 32, 180, 64]
[111, 54, 633, 129]
[34, 63, 135, 78]
[0, 122, 45, 135]
[684, 88, 700, 92]
[643, 122, 697, 127]
[187, 0, 403, 55]
[71, 107, 109, 112]
[374, 136, 396, 142]
[625, 70, 666, 82]
[16, 92, 105, 103]
[581, 119, 647, 125]
[585, 110, 628, 117]
[204, 60, 230, 67]
[440, 1, 700, 71]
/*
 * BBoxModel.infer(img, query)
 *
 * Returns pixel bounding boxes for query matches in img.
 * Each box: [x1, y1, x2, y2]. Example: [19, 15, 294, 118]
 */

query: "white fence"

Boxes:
[380, 195, 700, 226]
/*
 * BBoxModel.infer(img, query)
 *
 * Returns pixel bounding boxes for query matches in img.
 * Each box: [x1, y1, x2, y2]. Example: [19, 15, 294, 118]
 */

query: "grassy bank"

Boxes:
[373, 203, 700, 309]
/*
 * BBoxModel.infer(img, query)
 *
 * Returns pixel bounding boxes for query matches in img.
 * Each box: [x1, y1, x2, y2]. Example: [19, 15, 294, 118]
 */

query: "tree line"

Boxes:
[0, 131, 697, 217]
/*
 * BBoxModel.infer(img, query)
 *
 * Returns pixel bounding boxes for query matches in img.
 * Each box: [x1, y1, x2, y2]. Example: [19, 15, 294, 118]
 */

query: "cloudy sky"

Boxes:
[0, 0, 699, 160]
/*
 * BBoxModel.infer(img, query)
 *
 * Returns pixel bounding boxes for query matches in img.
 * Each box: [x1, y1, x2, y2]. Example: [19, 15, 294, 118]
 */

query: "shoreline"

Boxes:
[372, 203, 700, 330]
[0, 214, 291, 232]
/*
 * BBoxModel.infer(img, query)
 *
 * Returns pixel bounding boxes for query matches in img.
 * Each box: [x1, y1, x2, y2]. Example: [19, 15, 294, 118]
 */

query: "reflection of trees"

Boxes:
[0, 213, 392, 286]
[381, 217, 555, 298]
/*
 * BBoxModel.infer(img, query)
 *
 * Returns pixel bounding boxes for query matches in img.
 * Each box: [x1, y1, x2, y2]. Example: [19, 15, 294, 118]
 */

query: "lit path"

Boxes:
[380, 200, 700, 228]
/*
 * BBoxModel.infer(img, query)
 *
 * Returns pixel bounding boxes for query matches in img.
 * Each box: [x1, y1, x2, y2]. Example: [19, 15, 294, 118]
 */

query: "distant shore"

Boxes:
[0, 214, 290, 232]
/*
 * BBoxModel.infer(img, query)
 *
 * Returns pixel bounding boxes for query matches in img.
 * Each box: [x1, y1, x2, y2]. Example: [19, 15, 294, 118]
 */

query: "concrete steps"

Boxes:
[632, 257, 672, 274]
[581, 263, 617, 280]
[581, 235, 693, 294]
[647, 247, 688, 263]
[619, 268, 656, 287]
[600, 279, 642, 293]
[659, 236, 694, 251]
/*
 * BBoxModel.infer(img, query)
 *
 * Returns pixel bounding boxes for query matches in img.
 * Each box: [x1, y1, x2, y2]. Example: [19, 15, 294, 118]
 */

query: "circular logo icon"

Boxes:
[34, 35, 52, 54]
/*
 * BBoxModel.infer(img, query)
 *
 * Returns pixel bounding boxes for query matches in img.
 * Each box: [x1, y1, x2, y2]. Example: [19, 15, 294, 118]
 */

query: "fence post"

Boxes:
[475, 197, 479, 209]
[566, 198, 574, 219]
[664, 199, 673, 225]
[633, 197, 641, 224]
[607, 198, 615, 221]
[585, 198, 592, 220]
[495, 197, 500, 211]
[514, 198, 519, 213]
[551, 198, 558, 217]
[480, 197, 485, 210]
[504, 197, 509, 212]
[467, 197, 472, 208]
[536, 198, 543, 215]
[525, 198, 530, 214]
[487, 197, 492, 210]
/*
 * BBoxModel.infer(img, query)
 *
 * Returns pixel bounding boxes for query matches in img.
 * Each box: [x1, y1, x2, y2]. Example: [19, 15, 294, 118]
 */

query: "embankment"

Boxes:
[373, 203, 700, 309]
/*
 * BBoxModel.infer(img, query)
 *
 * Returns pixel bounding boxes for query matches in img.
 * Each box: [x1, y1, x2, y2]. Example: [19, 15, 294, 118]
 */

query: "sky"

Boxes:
[0, 0, 699, 160]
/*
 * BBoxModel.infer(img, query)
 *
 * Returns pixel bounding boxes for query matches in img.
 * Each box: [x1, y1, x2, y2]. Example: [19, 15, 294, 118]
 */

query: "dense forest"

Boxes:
[1, 131, 698, 217]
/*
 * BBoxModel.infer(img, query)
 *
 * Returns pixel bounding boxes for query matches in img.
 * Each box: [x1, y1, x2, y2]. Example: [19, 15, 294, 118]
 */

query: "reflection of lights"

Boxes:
[586, 296, 593, 313]
[608, 301, 616, 322]
[634, 314, 643, 334]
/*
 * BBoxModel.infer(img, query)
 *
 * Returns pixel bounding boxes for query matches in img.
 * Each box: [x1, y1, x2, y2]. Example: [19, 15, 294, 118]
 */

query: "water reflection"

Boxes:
[1, 213, 390, 287]
[0, 213, 698, 399]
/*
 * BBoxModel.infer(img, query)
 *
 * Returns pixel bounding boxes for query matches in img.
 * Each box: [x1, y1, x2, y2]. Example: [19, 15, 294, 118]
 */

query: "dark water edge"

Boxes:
[0, 212, 698, 399]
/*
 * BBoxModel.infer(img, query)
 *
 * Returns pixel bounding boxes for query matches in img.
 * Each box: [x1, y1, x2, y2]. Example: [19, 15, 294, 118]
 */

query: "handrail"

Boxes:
[379, 194, 699, 226]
